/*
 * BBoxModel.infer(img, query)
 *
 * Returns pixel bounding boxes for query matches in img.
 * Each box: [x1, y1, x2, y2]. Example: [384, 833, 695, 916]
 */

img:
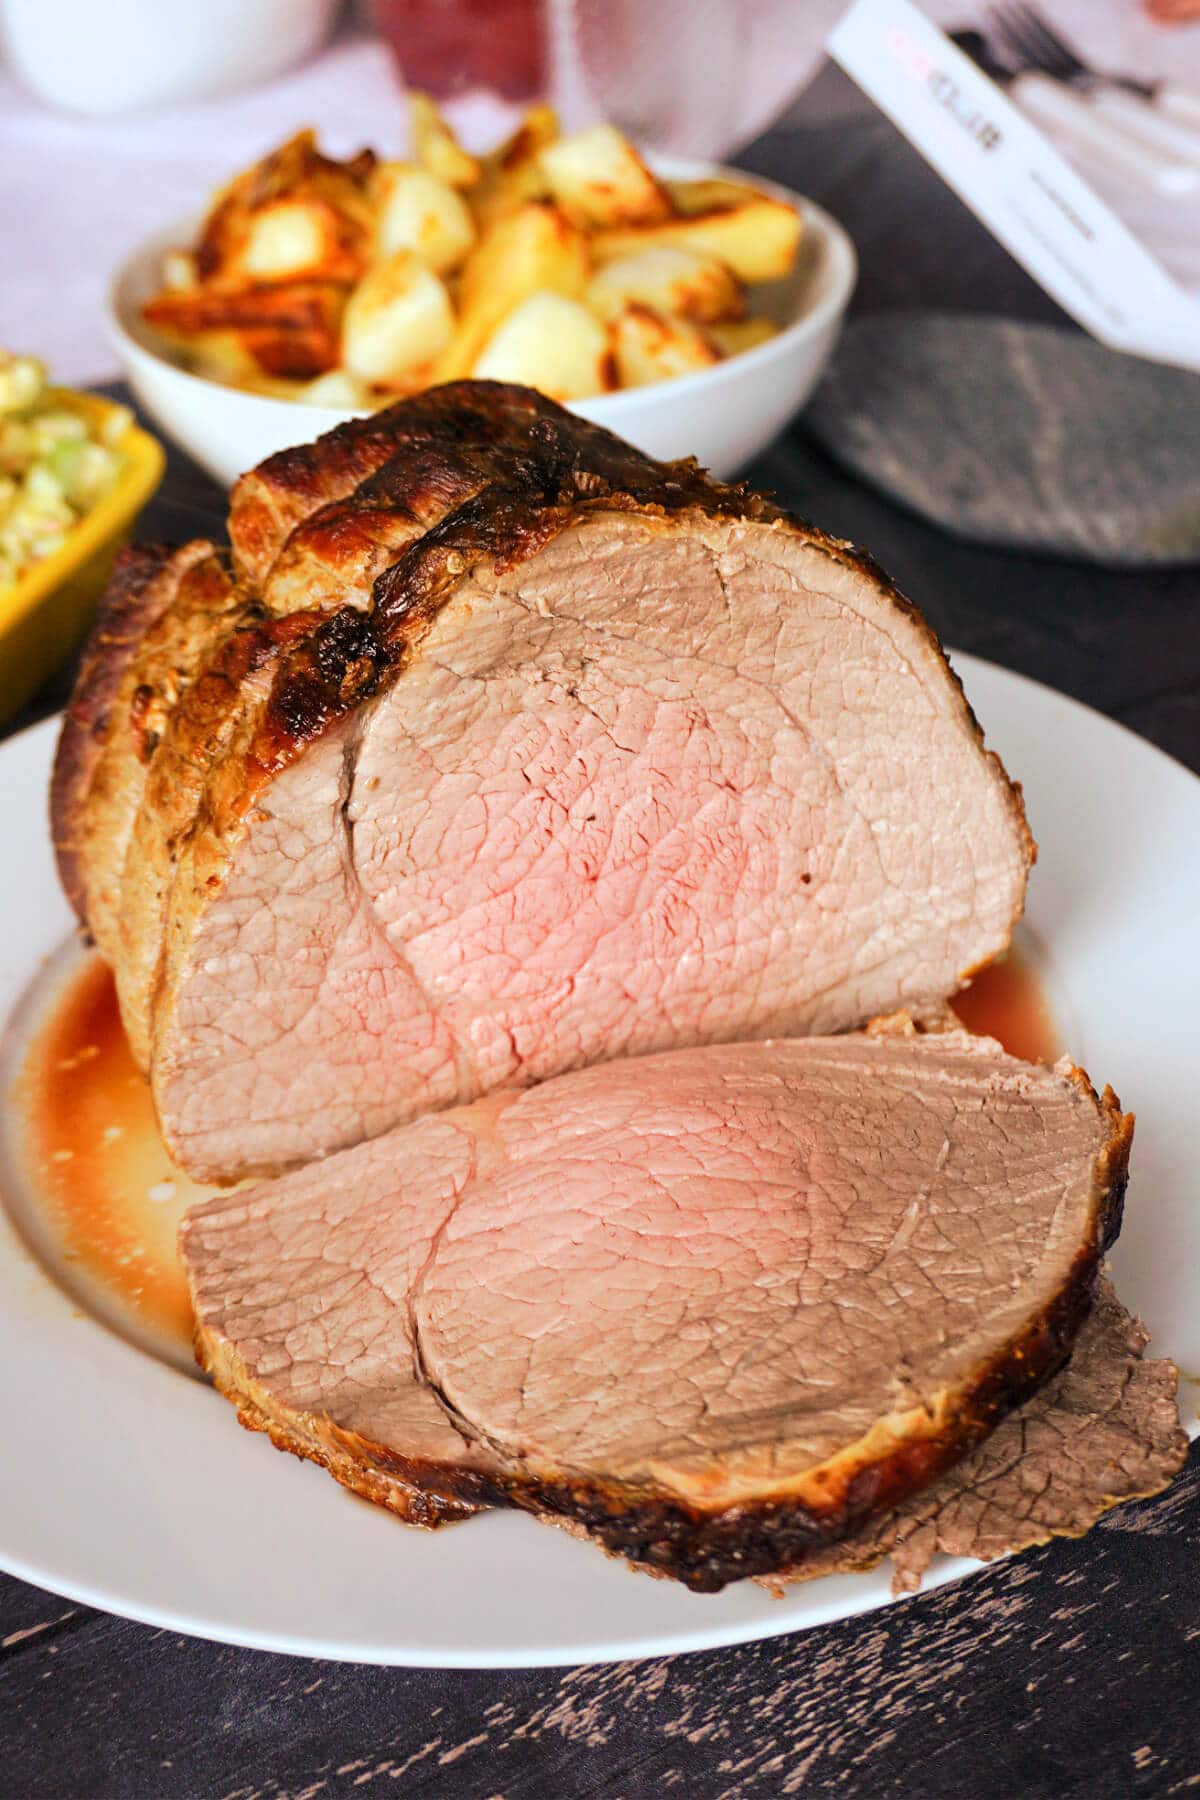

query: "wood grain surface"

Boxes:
[3, 1451, 1200, 1798]
[2, 76, 1199, 1800]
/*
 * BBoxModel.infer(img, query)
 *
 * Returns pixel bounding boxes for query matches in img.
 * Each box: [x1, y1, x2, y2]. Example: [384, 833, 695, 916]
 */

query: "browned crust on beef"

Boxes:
[226, 383, 586, 582]
[50, 541, 212, 919]
[758, 1274, 1186, 1597]
[193, 1073, 1129, 1592]
[54, 381, 1035, 1087]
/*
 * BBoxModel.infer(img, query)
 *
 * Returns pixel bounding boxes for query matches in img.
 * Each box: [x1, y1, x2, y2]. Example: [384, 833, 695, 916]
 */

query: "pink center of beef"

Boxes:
[410, 1039, 1101, 1491]
[182, 1035, 1107, 1506]
[157, 515, 1028, 1179]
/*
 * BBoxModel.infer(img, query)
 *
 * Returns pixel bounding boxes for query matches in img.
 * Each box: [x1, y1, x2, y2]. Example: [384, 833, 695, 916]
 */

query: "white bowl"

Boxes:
[106, 165, 856, 489]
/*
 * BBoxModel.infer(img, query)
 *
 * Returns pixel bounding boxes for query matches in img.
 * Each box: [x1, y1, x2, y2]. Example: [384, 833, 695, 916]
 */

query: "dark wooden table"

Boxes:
[4, 83, 1199, 1800]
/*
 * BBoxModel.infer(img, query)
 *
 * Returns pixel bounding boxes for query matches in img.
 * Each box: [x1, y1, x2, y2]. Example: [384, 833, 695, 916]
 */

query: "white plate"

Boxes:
[1, 656, 1197, 1668]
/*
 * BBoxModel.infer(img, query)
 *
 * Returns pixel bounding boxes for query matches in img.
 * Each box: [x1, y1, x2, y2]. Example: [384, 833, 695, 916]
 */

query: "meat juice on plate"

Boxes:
[2, 938, 1059, 1373]
[949, 947, 1059, 1063]
[3, 946, 218, 1372]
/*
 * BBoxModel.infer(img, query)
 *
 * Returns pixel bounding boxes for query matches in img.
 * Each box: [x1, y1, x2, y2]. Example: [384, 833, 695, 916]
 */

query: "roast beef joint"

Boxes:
[50, 384, 1186, 1592]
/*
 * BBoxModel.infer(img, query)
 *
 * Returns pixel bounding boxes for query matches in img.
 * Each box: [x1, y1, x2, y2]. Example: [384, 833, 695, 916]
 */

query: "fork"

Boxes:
[989, 4, 1152, 95]
[989, 3, 1200, 129]
[962, 9, 1200, 193]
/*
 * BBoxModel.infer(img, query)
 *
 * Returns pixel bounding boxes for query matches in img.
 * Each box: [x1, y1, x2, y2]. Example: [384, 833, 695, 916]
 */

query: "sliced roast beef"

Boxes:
[54, 384, 1033, 1183]
[182, 1027, 1133, 1591]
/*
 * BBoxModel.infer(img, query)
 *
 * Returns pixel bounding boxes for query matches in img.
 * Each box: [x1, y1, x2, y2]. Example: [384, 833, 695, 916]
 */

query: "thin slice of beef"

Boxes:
[182, 1027, 1132, 1592]
[773, 1277, 1187, 1596]
[55, 383, 1034, 1183]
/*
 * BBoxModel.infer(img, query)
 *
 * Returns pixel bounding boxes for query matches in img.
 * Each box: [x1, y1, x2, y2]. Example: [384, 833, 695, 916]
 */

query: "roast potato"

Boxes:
[706, 316, 778, 356]
[143, 282, 347, 379]
[610, 303, 719, 387]
[473, 104, 559, 226]
[195, 131, 376, 291]
[341, 253, 455, 385]
[299, 369, 374, 408]
[585, 245, 743, 324]
[539, 124, 671, 229]
[410, 91, 481, 190]
[435, 200, 590, 381]
[239, 199, 342, 281]
[161, 250, 198, 292]
[593, 190, 802, 284]
[371, 163, 476, 273]
[472, 291, 612, 400]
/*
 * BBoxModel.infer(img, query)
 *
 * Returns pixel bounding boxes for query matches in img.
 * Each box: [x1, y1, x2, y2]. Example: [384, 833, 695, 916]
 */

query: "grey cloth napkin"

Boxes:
[802, 314, 1200, 567]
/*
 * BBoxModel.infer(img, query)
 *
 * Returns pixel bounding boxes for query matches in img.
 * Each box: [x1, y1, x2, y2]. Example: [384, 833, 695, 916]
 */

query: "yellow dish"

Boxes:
[0, 390, 165, 725]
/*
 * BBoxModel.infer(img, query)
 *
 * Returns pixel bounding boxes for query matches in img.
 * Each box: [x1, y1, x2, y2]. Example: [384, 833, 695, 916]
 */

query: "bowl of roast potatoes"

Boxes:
[108, 96, 857, 481]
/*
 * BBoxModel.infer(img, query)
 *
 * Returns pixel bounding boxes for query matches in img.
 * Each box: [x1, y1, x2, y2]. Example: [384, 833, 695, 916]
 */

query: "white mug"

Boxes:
[0, 0, 339, 116]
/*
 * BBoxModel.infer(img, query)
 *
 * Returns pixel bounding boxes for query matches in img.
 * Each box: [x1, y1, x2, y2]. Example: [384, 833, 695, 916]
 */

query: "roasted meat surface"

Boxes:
[54, 383, 1033, 1184]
